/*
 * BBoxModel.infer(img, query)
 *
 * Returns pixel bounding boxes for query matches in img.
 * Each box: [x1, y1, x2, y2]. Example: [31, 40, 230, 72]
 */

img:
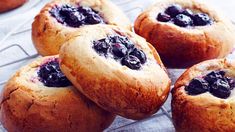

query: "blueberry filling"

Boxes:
[165, 4, 183, 17]
[50, 4, 104, 28]
[157, 4, 213, 27]
[186, 78, 209, 95]
[38, 59, 72, 87]
[121, 55, 141, 70]
[173, 14, 193, 27]
[157, 12, 171, 22]
[93, 35, 147, 70]
[185, 70, 235, 99]
[193, 13, 212, 26]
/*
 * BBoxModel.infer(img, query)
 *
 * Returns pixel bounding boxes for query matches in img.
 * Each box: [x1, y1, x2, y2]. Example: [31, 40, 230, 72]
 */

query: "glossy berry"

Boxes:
[193, 13, 212, 26]
[38, 59, 72, 87]
[61, 8, 85, 27]
[93, 35, 147, 70]
[50, 4, 104, 28]
[158, 5, 213, 28]
[157, 12, 171, 22]
[165, 4, 183, 17]
[210, 79, 231, 99]
[186, 78, 209, 95]
[111, 43, 128, 58]
[225, 77, 235, 90]
[174, 14, 193, 27]
[182, 9, 194, 18]
[86, 12, 103, 24]
[93, 38, 110, 55]
[130, 48, 147, 64]
[204, 70, 225, 85]
[77, 6, 93, 14]
[121, 55, 141, 70]
[109, 35, 134, 50]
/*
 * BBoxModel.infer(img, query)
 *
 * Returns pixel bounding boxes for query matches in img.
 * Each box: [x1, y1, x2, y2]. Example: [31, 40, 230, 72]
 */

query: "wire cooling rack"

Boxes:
[0, 0, 178, 131]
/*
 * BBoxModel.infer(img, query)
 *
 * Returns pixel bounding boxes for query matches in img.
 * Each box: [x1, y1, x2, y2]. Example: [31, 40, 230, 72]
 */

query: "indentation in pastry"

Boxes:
[93, 34, 147, 70]
[38, 58, 72, 87]
[185, 70, 235, 99]
[50, 4, 104, 28]
[157, 4, 213, 27]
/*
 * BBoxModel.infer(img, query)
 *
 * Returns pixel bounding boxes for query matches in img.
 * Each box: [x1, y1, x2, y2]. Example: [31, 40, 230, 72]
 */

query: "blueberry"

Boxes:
[93, 34, 147, 70]
[38, 59, 72, 87]
[130, 48, 147, 64]
[86, 13, 104, 24]
[77, 6, 93, 14]
[165, 4, 183, 17]
[204, 71, 225, 85]
[157, 12, 171, 22]
[186, 78, 209, 95]
[181, 9, 194, 18]
[93, 39, 110, 55]
[109, 35, 134, 50]
[225, 77, 235, 90]
[63, 11, 85, 27]
[174, 14, 193, 27]
[121, 55, 141, 70]
[111, 43, 128, 58]
[210, 79, 231, 99]
[50, 4, 104, 28]
[193, 13, 212, 26]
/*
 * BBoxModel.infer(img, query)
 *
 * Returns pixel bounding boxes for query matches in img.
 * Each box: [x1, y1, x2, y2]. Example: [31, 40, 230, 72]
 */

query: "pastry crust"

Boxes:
[32, 0, 131, 56]
[134, 0, 235, 68]
[59, 25, 171, 119]
[0, 56, 115, 132]
[0, 0, 27, 13]
[172, 58, 235, 132]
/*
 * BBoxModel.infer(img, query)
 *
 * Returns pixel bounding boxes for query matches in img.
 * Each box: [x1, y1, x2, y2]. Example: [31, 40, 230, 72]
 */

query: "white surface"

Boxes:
[0, 0, 234, 131]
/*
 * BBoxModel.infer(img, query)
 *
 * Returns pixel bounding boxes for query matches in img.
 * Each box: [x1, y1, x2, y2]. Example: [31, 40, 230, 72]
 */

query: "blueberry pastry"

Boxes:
[172, 58, 235, 131]
[32, 0, 131, 56]
[0, 0, 27, 13]
[59, 25, 171, 119]
[0, 56, 115, 132]
[134, 0, 235, 68]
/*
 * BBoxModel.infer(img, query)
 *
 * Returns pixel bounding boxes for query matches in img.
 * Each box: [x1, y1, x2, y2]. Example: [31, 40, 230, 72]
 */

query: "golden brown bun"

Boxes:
[59, 25, 171, 120]
[32, 0, 131, 56]
[134, 0, 235, 68]
[0, 56, 115, 132]
[0, 0, 27, 13]
[172, 58, 235, 132]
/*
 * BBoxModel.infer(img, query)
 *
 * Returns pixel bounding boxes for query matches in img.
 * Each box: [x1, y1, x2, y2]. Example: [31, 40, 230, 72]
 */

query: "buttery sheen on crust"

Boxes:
[134, 0, 235, 68]
[172, 58, 235, 132]
[0, 0, 27, 13]
[32, 0, 131, 56]
[0, 56, 115, 132]
[59, 25, 171, 119]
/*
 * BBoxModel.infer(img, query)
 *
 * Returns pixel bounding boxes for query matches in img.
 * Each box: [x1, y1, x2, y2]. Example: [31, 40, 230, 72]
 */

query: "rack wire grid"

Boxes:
[0, 0, 181, 131]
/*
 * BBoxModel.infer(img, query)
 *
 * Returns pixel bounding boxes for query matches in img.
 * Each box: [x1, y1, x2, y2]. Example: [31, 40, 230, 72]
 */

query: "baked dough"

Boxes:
[59, 25, 171, 119]
[172, 58, 235, 132]
[0, 56, 115, 132]
[134, 0, 235, 68]
[32, 0, 131, 56]
[0, 0, 27, 13]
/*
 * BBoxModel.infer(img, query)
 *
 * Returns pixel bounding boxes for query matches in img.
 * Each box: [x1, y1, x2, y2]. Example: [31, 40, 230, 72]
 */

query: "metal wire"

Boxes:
[109, 108, 172, 131]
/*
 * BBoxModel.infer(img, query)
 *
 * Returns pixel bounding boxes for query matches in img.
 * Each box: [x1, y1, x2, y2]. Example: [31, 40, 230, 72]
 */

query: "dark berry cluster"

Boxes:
[93, 35, 147, 70]
[50, 4, 104, 28]
[157, 4, 213, 27]
[186, 70, 235, 99]
[38, 59, 72, 87]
